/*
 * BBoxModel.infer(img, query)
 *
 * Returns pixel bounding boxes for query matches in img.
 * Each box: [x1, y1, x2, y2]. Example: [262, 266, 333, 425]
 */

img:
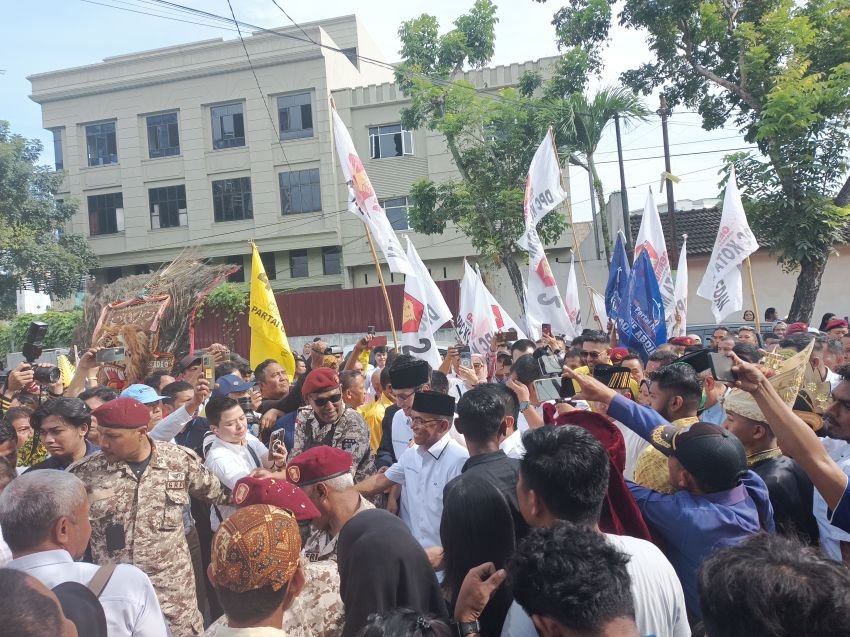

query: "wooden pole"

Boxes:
[364, 224, 399, 350]
[549, 128, 603, 330]
[745, 256, 761, 334]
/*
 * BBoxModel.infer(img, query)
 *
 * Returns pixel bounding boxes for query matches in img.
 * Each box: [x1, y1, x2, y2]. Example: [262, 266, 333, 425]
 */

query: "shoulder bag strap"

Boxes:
[87, 563, 118, 598]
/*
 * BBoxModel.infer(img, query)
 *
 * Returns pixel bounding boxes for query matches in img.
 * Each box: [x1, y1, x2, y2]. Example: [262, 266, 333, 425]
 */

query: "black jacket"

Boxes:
[751, 454, 819, 544]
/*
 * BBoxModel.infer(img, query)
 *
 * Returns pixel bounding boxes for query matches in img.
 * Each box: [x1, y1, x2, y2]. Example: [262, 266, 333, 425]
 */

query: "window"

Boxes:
[226, 256, 245, 283]
[279, 168, 321, 214]
[147, 112, 180, 158]
[369, 124, 413, 159]
[290, 250, 308, 278]
[86, 122, 117, 167]
[51, 128, 64, 170]
[322, 246, 341, 275]
[149, 185, 187, 229]
[278, 93, 313, 140]
[211, 103, 245, 149]
[381, 196, 410, 231]
[212, 178, 253, 222]
[261, 252, 277, 280]
[87, 192, 124, 236]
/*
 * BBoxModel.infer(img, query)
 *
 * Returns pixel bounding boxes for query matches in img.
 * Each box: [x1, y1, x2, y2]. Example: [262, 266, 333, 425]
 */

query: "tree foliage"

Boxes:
[0, 309, 82, 363]
[0, 121, 98, 307]
[535, 0, 850, 321]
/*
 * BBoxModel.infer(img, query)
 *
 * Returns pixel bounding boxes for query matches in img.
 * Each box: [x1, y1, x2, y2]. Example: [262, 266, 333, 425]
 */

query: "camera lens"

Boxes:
[33, 366, 61, 385]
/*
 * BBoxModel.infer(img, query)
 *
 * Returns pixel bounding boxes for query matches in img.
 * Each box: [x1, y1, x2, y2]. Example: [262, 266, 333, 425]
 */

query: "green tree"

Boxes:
[0, 121, 98, 315]
[396, 0, 569, 308]
[535, 0, 850, 322]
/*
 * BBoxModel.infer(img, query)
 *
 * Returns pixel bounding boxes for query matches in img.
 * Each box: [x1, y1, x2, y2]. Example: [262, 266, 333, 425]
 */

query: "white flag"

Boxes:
[634, 189, 675, 332]
[331, 108, 412, 275]
[518, 131, 568, 250]
[563, 255, 582, 338]
[400, 238, 453, 368]
[697, 166, 759, 322]
[672, 235, 689, 337]
[525, 227, 574, 339]
[479, 270, 527, 343]
[591, 289, 608, 330]
[457, 260, 526, 355]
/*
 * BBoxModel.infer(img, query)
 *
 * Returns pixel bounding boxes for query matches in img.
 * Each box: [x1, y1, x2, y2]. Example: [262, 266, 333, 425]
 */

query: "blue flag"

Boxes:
[622, 250, 667, 363]
[605, 232, 631, 344]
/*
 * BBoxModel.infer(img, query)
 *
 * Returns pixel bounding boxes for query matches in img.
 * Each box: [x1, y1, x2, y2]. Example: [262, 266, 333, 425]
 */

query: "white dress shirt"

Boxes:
[8, 549, 168, 637]
[384, 433, 469, 548]
[391, 409, 414, 461]
[205, 433, 269, 530]
[815, 437, 850, 560]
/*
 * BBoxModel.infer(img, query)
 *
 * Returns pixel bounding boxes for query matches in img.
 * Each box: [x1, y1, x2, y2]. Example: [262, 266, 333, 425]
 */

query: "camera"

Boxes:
[238, 396, 260, 436]
[532, 346, 574, 401]
[22, 321, 60, 385]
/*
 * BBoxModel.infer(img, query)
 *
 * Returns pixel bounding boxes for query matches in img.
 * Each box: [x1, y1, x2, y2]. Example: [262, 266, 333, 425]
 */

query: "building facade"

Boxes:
[29, 15, 574, 320]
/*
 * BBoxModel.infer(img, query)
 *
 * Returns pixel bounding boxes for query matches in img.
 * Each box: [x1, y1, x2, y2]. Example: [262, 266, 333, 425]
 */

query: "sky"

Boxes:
[2, 0, 755, 222]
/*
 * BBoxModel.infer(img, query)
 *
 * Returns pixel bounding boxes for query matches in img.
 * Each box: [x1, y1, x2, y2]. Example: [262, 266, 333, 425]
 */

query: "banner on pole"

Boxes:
[634, 189, 675, 333]
[249, 243, 295, 376]
[621, 250, 668, 363]
[525, 227, 575, 339]
[518, 131, 568, 250]
[457, 261, 526, 355]
[605, 232, 632, 345]
[672, 234, 689, 337]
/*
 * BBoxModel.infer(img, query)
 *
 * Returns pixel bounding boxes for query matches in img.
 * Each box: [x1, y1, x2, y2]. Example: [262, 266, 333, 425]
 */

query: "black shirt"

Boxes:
[25, 439, 98, 472]
[375, 404, 401, 469]
[444, 450, 530, 542]
[751, 454, 819, 544]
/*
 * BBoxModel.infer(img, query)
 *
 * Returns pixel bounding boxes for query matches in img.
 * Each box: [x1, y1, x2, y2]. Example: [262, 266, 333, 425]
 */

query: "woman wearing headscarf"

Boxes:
[338, 509, 448, 637]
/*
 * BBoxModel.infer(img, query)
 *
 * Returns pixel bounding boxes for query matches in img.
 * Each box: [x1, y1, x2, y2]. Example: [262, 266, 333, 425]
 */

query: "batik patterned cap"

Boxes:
[211, 504, 301, 592]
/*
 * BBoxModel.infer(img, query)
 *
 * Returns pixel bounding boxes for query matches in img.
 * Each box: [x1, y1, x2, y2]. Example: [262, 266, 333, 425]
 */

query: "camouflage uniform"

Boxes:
[203, 558, 344, 637]
[302, 496, 375, 562]
[291, 406, 375, 483]
[70, 439, 229, 636]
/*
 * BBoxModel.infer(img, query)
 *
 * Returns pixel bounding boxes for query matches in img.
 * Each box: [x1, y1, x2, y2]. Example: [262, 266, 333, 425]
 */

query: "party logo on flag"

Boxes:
[401, 293, 424, 334]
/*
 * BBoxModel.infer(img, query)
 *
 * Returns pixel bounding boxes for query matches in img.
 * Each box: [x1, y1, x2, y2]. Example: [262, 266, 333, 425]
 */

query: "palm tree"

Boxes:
[552, 86, 649, 262]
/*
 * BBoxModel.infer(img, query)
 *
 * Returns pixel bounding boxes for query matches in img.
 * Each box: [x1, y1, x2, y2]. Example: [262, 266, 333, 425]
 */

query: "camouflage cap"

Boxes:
[211, 504, 301, 592]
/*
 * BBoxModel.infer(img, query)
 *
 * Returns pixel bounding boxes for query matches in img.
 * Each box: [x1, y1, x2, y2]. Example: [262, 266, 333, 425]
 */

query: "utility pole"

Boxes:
[614, 113, 633, 261]
[657, 94, 679, 263]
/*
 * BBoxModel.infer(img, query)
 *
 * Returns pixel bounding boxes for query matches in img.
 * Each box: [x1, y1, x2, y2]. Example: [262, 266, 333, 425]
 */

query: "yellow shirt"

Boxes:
[359, 394, 393, 452]
[633, 416, 701, 494]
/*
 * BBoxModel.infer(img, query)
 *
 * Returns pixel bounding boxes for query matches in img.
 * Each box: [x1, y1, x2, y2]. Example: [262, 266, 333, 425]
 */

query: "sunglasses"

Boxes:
[313, 393, 342, 407]
[580, 351, 602, 359]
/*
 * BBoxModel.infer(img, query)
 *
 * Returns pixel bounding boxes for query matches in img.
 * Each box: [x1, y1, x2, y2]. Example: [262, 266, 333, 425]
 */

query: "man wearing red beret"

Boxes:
[69, 396, 229, 636]
[290, 367, 375, 484]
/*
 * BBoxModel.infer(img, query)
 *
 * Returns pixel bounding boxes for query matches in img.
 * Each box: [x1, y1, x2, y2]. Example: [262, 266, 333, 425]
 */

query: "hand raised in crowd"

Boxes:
[540, 333, 560, 353]
[438, 346, 458, 375]
[186, 377, 210, 415]
[455, 363, 480, 388]
[353, 333, 375, 351]
[726, 351, 766, 393]
[260, 408, 283, 431]
[268, 439, 287, 469]
[250, 387, 262, 411]
[78, 346, 104, 371]
[562, 367, 617, 404]
[506, 376, 529, 403]
[6, 362, 35, 393]
[310, 340, 329, 366]
[454, 562, 508, 623]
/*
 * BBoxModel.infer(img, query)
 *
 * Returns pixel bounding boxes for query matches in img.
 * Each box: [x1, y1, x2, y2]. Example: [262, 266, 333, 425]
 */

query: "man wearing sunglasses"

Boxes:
[575, 331, 611, 374]
[290, 367, 375, 484]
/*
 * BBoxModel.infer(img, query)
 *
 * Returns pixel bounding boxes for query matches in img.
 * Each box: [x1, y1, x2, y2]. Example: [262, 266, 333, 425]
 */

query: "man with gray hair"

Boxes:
[285, 445, 374, 562]
[0, 470, 168, 636]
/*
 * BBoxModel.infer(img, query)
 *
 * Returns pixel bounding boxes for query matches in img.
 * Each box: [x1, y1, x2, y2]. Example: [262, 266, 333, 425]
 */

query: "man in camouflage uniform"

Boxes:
[70, 397, 228, 636]
[290, 368, 374, 483]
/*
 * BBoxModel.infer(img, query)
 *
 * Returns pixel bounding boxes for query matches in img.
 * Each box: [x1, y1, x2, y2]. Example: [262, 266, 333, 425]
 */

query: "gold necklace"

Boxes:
[747, 447, 783, 466]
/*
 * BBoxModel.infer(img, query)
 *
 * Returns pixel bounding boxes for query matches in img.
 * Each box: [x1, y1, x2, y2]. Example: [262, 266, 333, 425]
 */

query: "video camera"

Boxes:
[532, 346, 575, 402]
[22, 321, 60, 385]
[237, 396, 260, 436]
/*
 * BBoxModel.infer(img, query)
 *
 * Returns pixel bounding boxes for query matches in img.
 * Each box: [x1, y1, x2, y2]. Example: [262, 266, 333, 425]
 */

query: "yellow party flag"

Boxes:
[249, 243, 295, 377]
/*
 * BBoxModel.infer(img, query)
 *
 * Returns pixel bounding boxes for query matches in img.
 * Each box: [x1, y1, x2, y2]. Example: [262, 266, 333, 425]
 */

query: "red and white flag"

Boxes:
[634, 189, 675, 332]
[563, 254, 582, 338]
[457, 260, 526, 355]
[672, 234, 689, 337]
[525, 226, 575, 339]
[331, 107, 412, 275]
[518, 131, 568, 250]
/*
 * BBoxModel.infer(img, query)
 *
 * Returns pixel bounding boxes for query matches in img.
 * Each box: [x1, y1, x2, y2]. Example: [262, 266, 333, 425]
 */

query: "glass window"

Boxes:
[279, 168, 321, 214]
[369, 124, 413, 159]
[147, 113, 180, 158]
[51, 128, 64, 170]
[86, 122, 118, 167]
[278, 93, 313, 141]
[261, 252, 277, 280]
[381, 196, 410, 231]
[212, 177, 253, 222]
[289, 250, 308, 278]
[149, 185, 187, 229]
[87, 192, 124, 236]
[322, 246, 341, 275]
[211, 103, 245, 149]
[225, 256, 245, 283]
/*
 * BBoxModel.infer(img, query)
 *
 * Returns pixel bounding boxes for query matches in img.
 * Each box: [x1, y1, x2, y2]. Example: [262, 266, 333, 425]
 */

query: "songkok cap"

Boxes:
[211, 504, 301, 593]
[412, 390, 455, 418]
[285, 445, 352, 486]
[213, 374, 254, 398]
[650, 422, 747, 491]
[302, 367, 340, 396]
[389, 359, 430, 389]
[826, 318, 849, 331]
[608, 347, 630, 364]
[92, 397, 150, 429]
[592, 364, 633, 390]
[232, 476, 320, 521]
[179, 352, 203, 369]
[120, 383, 166, 405]
[785, 322, 809, 336]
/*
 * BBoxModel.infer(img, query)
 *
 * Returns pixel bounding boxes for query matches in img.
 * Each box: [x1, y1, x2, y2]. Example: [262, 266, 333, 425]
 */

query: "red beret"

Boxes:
[286, 446, 351, 486]
[668, 336, 694, 347]
[826, 318, 848, 331]
[231, 476, 320, 522]
[301, 367, 340, 396]
[786, 322, 809, 335]
[608, 347, 630, 363]
[92, 397, 151, 429]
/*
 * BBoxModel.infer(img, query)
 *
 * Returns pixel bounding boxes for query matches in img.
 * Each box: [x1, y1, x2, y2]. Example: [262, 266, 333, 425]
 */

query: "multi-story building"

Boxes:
[28, 15, 576, 319]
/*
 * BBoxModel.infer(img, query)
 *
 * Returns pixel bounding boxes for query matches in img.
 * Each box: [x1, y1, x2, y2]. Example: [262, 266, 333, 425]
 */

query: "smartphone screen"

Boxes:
[542, 323, 552, 337]
[269, 429, 285, 453]
[458, 346, 472, 368]
[370, 335, 387, 348]
[709, 352, 736, 382]
[201, 354, 215, 380]
[533, 378, 562, 402]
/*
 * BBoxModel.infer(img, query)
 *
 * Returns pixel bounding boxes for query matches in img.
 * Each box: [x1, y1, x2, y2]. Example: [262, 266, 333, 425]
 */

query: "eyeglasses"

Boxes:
[394, 386, 423, 402]
[411, 416, 445, 427]
[580, 351, 601, 359]
[312, 394, 342, 407]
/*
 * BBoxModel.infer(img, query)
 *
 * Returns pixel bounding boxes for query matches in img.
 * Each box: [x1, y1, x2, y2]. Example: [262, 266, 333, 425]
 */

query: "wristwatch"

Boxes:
[455, 620, 480, 637]
[518, 400, 531, 412]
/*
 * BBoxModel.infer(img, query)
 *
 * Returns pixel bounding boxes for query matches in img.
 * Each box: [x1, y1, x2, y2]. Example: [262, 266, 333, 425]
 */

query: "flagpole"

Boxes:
[745, 256, 761, 334]
[364, 224, 399, 350]
[549, 128, 603, 330]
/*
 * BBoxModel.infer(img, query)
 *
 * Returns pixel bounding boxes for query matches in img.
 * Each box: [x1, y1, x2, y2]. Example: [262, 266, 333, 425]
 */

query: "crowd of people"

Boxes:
[1, 311, 850, 637]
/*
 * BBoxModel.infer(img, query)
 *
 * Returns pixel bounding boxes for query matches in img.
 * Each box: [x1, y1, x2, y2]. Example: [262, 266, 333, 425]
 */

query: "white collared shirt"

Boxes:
[391, 409, 414, 461]
[7, 549, 168, 637]
[204, 433, 269, 530]
[815, 437, 850, 560]
[384, 433, 469, 548]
